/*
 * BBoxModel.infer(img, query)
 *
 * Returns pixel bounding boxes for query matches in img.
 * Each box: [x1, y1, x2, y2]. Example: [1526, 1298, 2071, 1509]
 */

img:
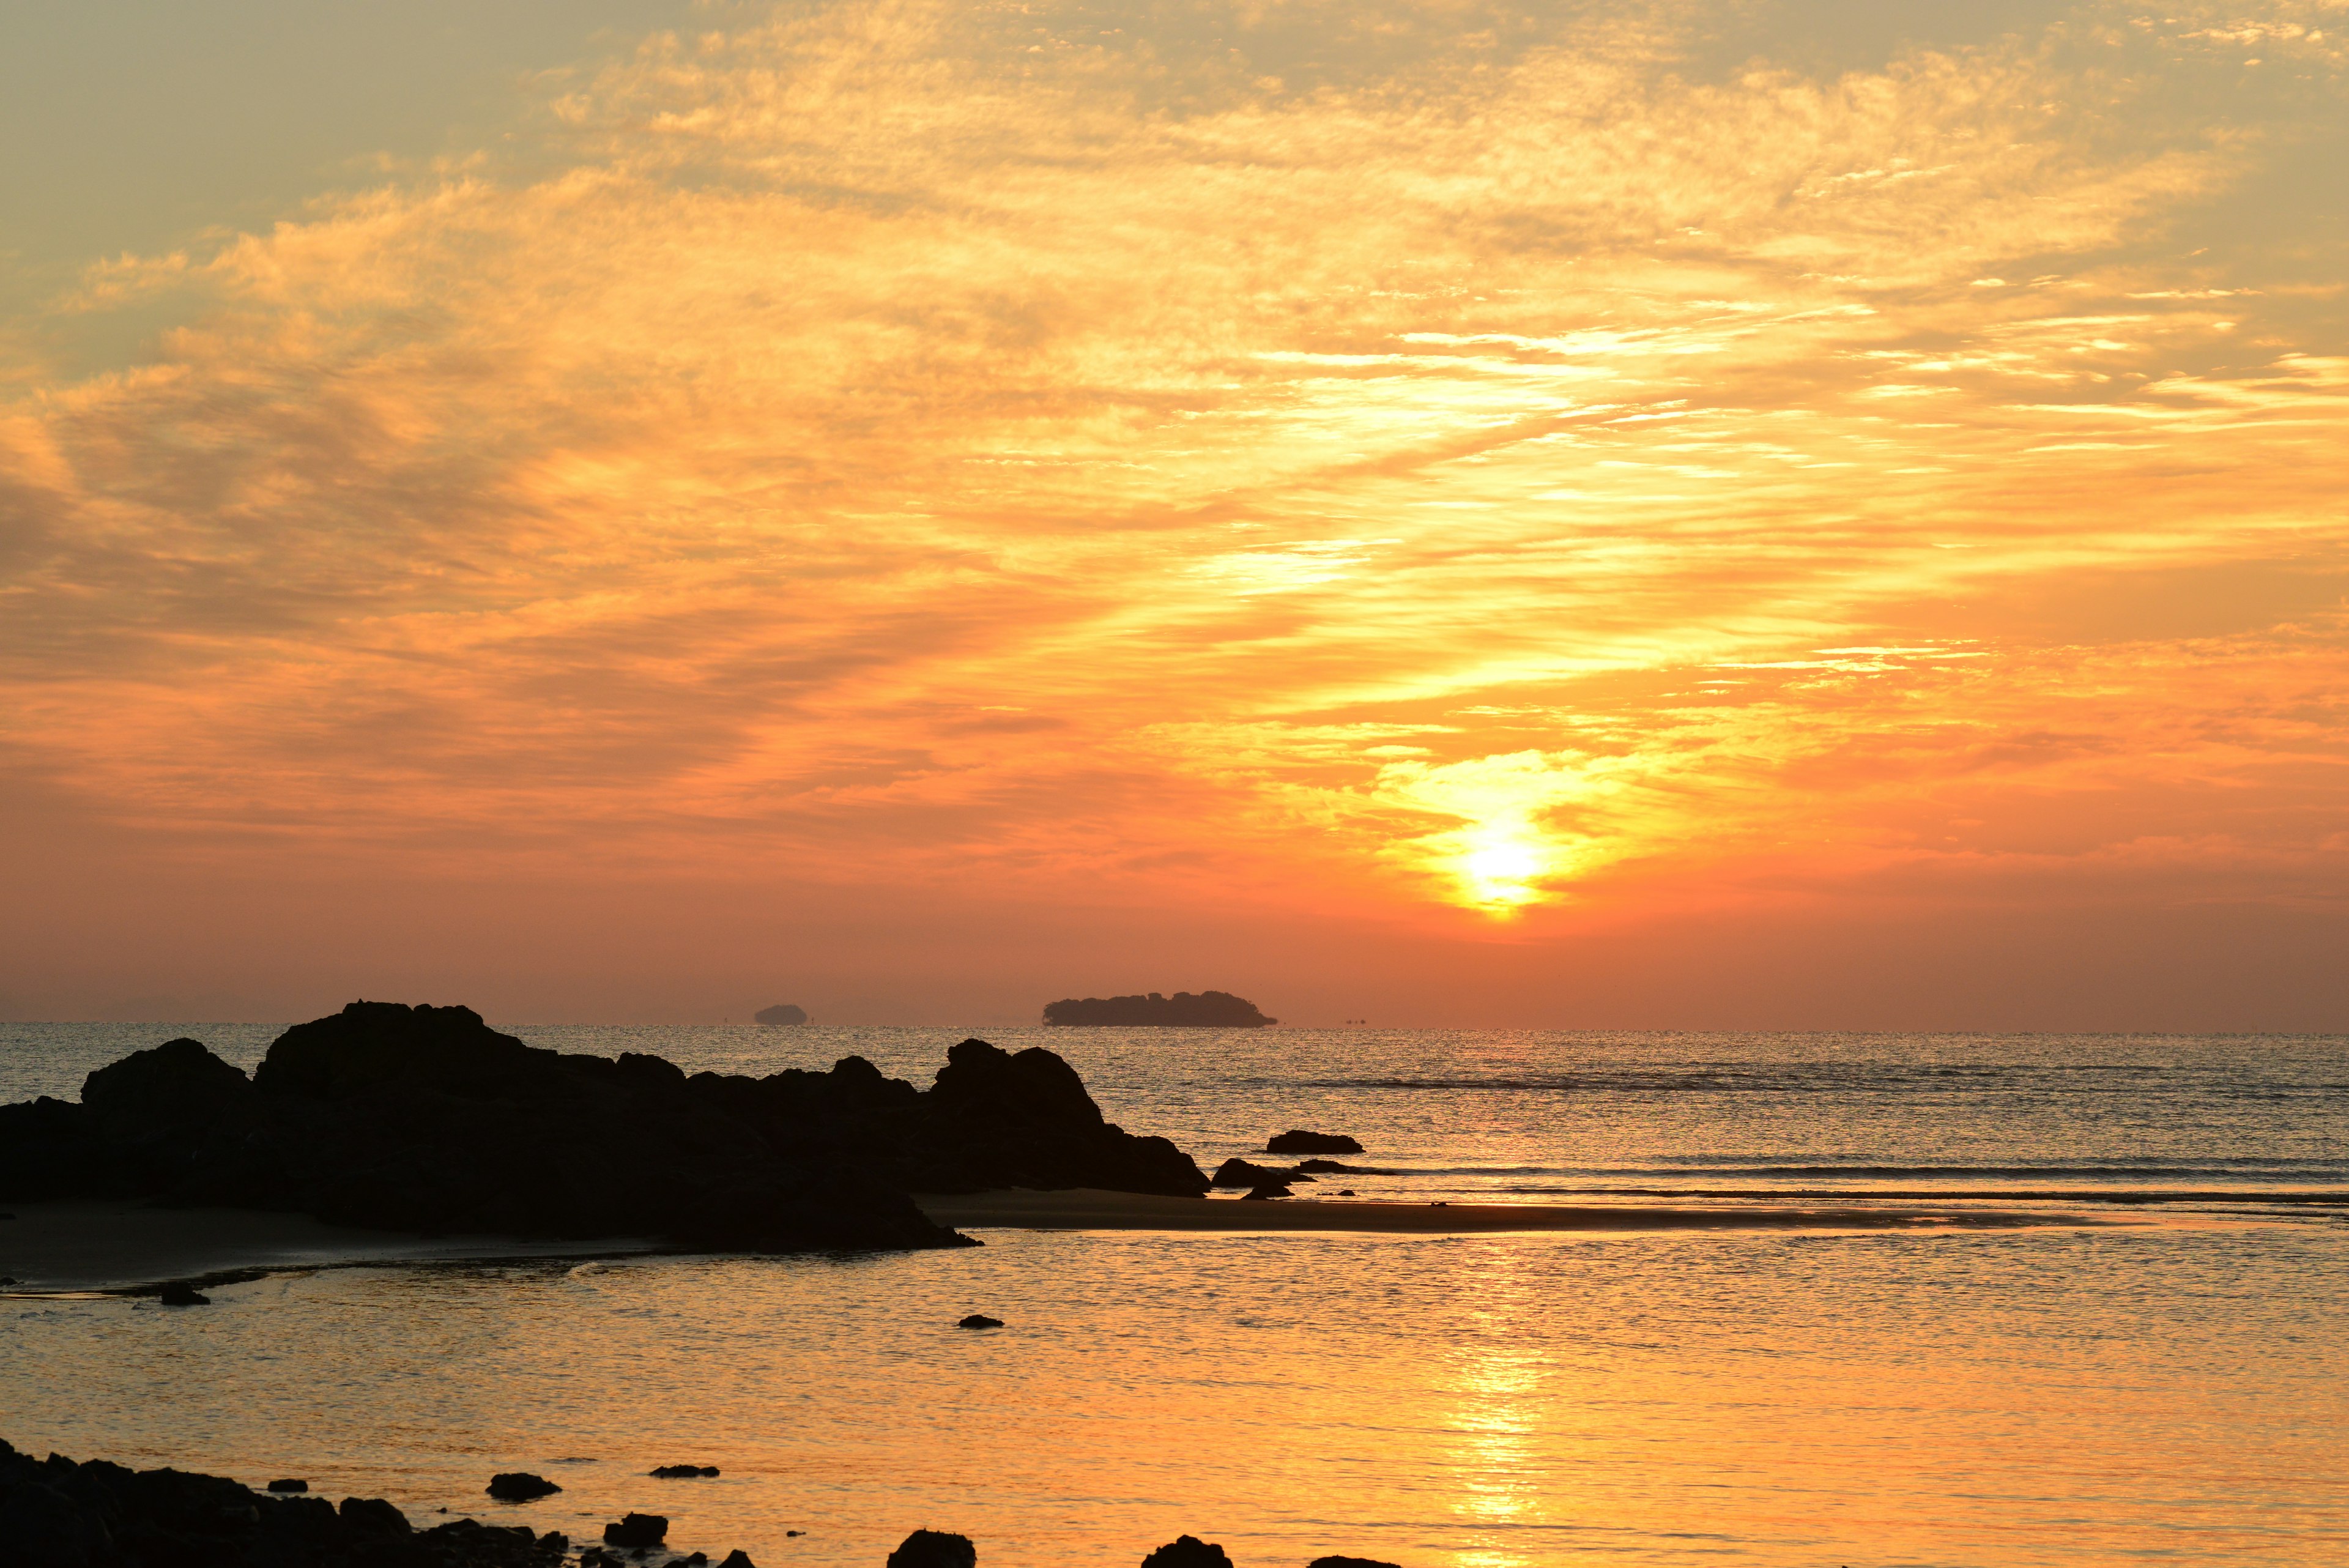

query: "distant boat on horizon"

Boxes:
[1042, 990, 1275, 1027]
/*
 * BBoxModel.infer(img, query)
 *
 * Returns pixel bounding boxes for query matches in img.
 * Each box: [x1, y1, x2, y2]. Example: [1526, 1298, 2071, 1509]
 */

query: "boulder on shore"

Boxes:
[1266, 1130, 1363, 1154]
[603, 1512, 667, 1548]
[1141, 1536, 1233, 1568]
[0, 1440, 567, 1567]
[0, 1003, 1211, 1256]
[888, 1528, 978, 1567]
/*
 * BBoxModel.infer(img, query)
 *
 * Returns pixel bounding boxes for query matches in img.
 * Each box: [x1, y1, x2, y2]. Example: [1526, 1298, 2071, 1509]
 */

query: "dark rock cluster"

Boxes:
[1041, 992, 1275, 1027]
[0, 1003, 1209, 1255]
[0, 1438, 564, 1567]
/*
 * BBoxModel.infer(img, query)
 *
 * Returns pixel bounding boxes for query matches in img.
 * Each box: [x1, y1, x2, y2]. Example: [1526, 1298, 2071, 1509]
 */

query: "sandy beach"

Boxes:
[0, 1200, 662, 1294]
[0, 1189, 2098, 1293]
[914, 1187, 2093, 1233]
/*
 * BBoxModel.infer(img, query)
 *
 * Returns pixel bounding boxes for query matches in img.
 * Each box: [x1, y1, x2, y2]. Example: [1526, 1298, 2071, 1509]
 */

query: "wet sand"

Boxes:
[0, 1189, 2100, 1293]
[0, 1201, 661, 1294]
[916, 1187, 2101, 1233]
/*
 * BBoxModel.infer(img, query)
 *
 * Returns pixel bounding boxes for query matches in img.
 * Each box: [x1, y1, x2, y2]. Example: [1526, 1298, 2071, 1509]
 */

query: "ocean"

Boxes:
[4, 1024, 2345, 1565]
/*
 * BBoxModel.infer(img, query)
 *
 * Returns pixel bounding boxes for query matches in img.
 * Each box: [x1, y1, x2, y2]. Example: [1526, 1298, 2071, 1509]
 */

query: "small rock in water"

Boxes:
[722, 1551, 762, 1567]
[650, 1463, 721, 1477]
[957, 1313, 1004, 1329]
[888, 1528, 977, 1567]
[1142, 1535, 1233, 1567]
[488, 1471, 564, 1501]
[157, 1283, 211, 1306]
[603, 1511, 669, 1548]
[264, 1478, 308, 1493]
[1309, 1558, 1405, 1568]
[1337, 1189, 1357, 1197]
[1241, 1182, 1291, 1200]
[1266, 1129, 1364, 1154]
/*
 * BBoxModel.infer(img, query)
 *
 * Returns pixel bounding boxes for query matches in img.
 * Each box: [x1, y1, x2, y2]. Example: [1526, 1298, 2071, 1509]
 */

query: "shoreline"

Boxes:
[0, 1189, 2126, 1293]
[913, 1187, 2118, 1233]
[0, 1200, 664, 1295]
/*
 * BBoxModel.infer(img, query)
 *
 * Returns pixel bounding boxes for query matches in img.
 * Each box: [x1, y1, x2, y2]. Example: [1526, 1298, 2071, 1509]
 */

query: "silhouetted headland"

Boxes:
[753, 1003, 809, 1025]
[0, 1001, 1208, 1261]
[1042, 990, 1275, 1027]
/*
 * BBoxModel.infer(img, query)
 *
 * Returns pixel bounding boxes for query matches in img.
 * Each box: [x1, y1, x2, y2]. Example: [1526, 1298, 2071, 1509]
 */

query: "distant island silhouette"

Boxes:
[1042, 990, 1275, 1027]
[754, 1003, 809, 1025]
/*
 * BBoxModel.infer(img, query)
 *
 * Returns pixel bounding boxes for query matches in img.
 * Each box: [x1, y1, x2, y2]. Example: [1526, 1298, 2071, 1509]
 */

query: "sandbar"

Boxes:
[0, 1200, 661, 1294]
[915, 1187, 2099, 1233]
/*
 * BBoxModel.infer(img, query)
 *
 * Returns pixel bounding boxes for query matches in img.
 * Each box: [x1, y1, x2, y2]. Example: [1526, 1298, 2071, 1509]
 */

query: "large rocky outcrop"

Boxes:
[0, 1003, 1208, 1255]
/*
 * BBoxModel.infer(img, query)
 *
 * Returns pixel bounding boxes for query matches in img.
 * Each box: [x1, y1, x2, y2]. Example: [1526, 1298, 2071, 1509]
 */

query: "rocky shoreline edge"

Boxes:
[1, 1440, 1400, 1568]
[0, 1001, 1210, 1264]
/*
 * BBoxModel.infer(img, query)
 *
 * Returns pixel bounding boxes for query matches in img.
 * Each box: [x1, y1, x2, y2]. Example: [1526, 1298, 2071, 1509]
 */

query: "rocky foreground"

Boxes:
[0, 1002, 1209, 1254]
[0, 1442, 1401, 1568]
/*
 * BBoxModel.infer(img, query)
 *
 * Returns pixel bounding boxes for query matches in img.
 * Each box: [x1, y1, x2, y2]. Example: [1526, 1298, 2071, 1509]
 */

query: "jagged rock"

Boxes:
[718, 1551, 759, 1568]
[1309, 1557, 1405, 1567]
[1141, 1536, 1233, 1567]
[1266, 1130, 1362, 1154]
[888, 1528, 977, 1567]
[649, 1463, 720, 1477]
[487, 1471, 562, 1500]
[2, 1003, 1215, 1257]
[1043, 992, 1274, 1027]
[956, 1314, 1004, 1329]
[603, 1510, 667, 1547]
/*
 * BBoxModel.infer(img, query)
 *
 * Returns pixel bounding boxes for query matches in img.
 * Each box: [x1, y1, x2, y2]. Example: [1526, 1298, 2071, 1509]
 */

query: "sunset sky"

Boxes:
[4, 0, 2344, 1028]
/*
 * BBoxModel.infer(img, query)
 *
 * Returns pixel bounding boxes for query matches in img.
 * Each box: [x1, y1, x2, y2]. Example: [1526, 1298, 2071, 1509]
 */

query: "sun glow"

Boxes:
[4, 0, 2347, 1017]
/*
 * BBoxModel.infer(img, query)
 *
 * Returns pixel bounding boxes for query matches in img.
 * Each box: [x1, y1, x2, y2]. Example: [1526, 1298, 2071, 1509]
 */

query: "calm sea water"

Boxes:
[4, 1025, 2346, 1566]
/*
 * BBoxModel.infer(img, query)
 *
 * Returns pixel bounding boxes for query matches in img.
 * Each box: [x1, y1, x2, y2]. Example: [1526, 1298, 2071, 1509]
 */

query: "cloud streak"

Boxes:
[2, 0, 2345, 1017]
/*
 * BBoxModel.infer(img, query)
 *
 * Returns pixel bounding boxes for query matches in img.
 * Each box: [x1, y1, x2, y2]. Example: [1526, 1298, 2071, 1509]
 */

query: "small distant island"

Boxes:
[1042, 990, 1276, 1027]
[754, 1003, 810, 1025]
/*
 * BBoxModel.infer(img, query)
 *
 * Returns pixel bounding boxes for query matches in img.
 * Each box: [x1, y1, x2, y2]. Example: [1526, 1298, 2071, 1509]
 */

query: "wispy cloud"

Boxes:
[2, 0, 2343, 998]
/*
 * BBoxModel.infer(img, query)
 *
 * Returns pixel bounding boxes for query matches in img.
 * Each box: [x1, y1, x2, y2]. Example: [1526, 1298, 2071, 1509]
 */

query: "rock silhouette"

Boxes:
[1042, 991, 1275, 1027]
[956, 1314, 1004, 1329]
[155, 1284, 210, 1307]
[650, 1463, 720, 1478]
[264, 1479, 306, 1493]
[1209, 1158, 1314, 1188]
[1266, 1130, 1363, 1154]
[0, 1440, 572, 1566]
[602, 1511, 667, 1547]
[887, 1529, 978, 1567]
[1141, 1536, 1233, 1568]
[1309, 1558, 1405, 1568]
[753, 1005, 809, 1025]
[0, 1003, 1210, 1255]
[486, 1472, 562, 1501]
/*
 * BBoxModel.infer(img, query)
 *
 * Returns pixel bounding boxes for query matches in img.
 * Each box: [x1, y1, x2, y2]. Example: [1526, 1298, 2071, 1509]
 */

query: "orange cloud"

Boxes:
[2, 0, 2345, 1021]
